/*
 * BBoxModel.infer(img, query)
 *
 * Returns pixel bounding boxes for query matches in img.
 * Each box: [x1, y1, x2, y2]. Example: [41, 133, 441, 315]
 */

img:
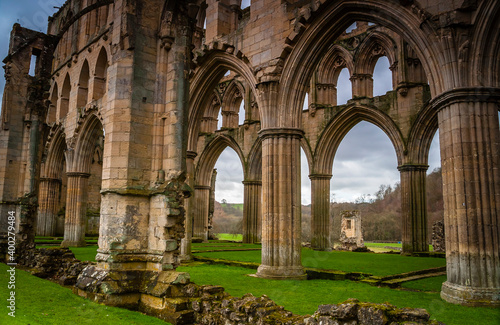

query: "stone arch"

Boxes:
[220, 80, 245, 128]
[195, 134, 245, 187]
[61, 110, 104, 247]
[200, 90, 222, 133]
[38, 124, 67, 236]
[406, 103, 439, 166]
[312, 45, 354, 107]
[279, 0, 444, 128]
[77, 60, 90, 109]
[46, 82, 58, 124]
[314, 104, 405, 175]
[42, 124, 67, 179]
[72, 111, 105, 174]
[355, 31, 397, 76]
[471, 0, 500, 87]
[316, 45, 354, 86]
[247, 138, 262, 181]
[300, 137, 314, 177]
[92, 46, 109, 100]
[188, 48, 258, 152]
[59, 73, 71, 120]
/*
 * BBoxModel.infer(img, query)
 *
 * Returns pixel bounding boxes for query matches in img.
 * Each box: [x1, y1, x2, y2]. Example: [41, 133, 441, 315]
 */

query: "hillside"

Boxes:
[213, 168, 444, 242]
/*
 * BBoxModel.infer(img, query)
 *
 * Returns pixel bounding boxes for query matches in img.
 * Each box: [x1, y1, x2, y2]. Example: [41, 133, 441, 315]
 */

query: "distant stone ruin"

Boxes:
[339, 211, 364, 251]
[432, 220, 446, 253]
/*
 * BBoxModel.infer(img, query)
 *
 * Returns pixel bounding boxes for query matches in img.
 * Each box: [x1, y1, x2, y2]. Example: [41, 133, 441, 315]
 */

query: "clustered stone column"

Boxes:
[435, 88, 500, 306]
[61, 172, 89, 247]
[310, 174, 332, 250]
[193, 185, 210, 240]
[180, 151, 197, 261]
[36, 177, 61, 236]
[256, 128, 306, 280]
[242, 180, 261, 244]
[398, 164, 429, 254]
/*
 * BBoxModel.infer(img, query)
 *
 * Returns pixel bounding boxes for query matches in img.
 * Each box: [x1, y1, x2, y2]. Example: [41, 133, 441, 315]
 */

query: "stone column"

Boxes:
[398, 164, 429, 254]
[36, 178, 61, 236]
[310, 174, 332, 251]
[434, 88, 500, 307]
[350, 73, 373, 98]
[61, 172, 89, 247]
[208, 169, 217, 239]
[193, 185, 210, 240]
[180, 151, 197, 261]
[243, 180, 261, 244]
[256, 128, 306, 280]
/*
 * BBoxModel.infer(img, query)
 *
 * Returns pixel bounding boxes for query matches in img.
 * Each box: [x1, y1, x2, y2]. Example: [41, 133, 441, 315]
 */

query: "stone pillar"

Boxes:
[36, 178, 61, 236]
[256, 129, 306, 280]
[61, 172, 90, 247]
[434, 88, 500, 307]
[350, 73, 373, 98]
[310, 174, 332, 251]
[180, 151, 197, 261]
[193, 185, 210, 240]
[398, 164, 429, 254]
[208, 169, 217, 239]
[243, 180, 261, 244]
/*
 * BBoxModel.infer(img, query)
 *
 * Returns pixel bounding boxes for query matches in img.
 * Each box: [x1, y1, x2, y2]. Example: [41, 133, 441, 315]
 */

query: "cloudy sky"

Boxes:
[0, 1, 441, 204]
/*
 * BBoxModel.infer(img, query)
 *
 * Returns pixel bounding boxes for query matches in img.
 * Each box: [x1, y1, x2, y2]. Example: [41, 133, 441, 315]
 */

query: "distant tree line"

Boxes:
[213, 168, 444, 243]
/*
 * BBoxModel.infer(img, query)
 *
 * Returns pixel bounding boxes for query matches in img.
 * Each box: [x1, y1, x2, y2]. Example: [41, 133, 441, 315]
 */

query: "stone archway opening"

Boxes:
[211, 147, 245, 239]
[330, 121, 400, 244]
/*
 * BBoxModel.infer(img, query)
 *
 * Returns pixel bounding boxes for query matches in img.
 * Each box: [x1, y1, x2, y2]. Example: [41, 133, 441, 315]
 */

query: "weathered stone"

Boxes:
[339, 211, 364, 251]
[0, 0, 498, 313]
[431, 220, 445, 253]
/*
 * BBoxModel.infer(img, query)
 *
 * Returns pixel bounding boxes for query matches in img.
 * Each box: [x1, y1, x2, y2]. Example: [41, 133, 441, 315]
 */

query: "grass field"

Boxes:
[177, 263, 499, 325]
[42, 243, 446, 276]
[194, 248, 446, 276]
[401, 275, 447, 292]
[215, 233, 243, 241]
[19, 242, 499, 325]
[0, 263, 170, 325]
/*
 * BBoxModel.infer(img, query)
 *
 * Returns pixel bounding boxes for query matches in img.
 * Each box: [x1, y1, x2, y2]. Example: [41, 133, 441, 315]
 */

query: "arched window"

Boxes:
[59, 74, 71, 120]
[238, 100, 245, 125]
[372, 56, 392, 96]
[303, 93, 309, 111]
[93, 47, 109, 100]
[336, 68, 352, 105]
[77, 60, 90, 108]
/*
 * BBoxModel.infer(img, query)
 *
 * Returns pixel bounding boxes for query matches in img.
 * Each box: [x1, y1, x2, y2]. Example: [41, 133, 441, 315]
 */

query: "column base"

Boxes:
[75, 265, 194, 323]
[61, 240, 87, 247]
[441, 281, 500, 307]
[255, 265, 307, 280]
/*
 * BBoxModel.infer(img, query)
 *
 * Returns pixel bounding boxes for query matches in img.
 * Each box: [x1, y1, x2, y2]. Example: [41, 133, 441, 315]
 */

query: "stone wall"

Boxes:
[339, 211, 364, 251]
[431, 220, 445, 253]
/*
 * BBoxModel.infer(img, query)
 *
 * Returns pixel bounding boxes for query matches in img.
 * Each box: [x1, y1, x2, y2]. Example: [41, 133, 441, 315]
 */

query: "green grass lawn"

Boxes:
[194, 248, 446, 276]
[0, 263, 170, 325]
[5, 243, 496, 325]
[215, 233, 243, 241]
[47, 244, 446, 276]
[177, 263, 500, 325]
[191, 242, 261, 251]
[37, 245, 99, 262]
[401, 275, 447, 292]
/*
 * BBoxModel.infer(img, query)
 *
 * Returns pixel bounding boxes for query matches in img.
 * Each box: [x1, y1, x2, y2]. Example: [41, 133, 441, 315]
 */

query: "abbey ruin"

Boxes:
[0, 0, 498, 317]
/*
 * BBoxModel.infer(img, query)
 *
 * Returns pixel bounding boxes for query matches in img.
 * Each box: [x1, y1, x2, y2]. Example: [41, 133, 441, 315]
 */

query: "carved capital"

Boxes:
[258, 128, 304, 140]
[430, 87, 500, 112]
